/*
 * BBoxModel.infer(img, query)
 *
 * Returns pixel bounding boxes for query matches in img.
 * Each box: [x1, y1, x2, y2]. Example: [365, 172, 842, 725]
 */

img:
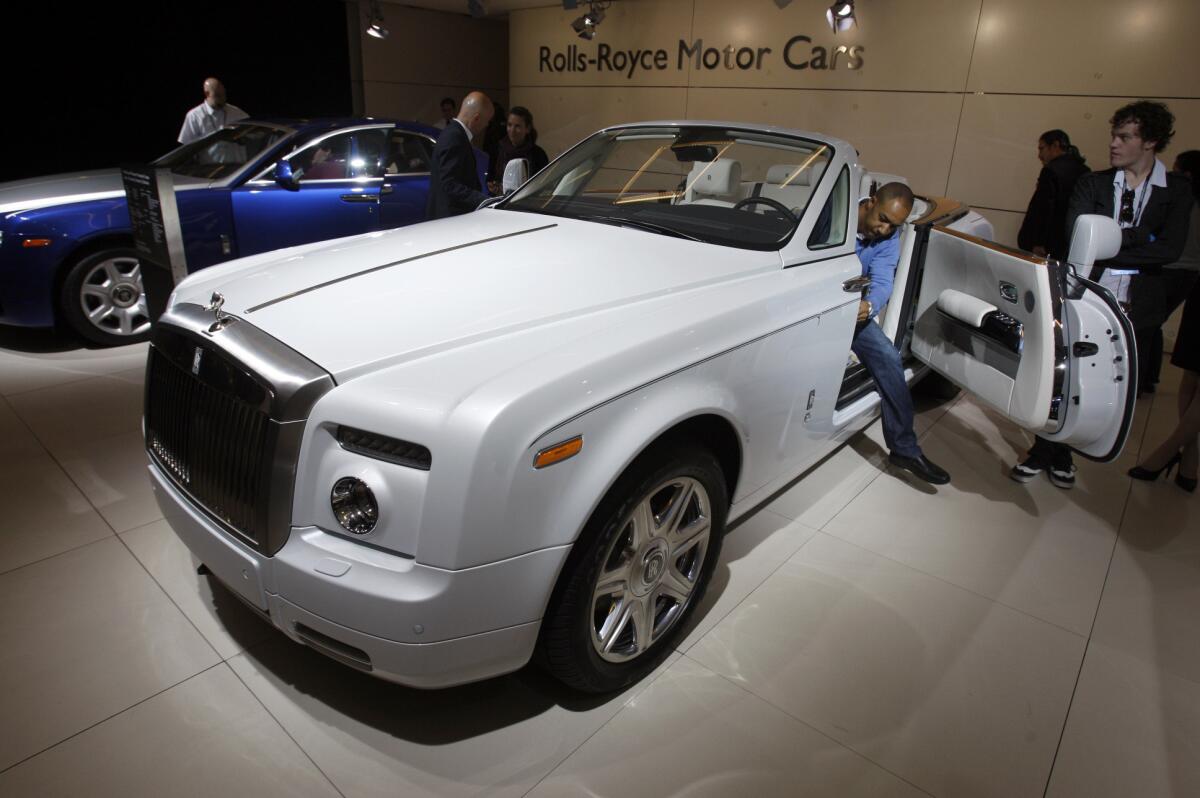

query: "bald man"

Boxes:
[853, 182, 951, 485]
[426, 91, 494, 219]
[178, 77, 248, 144]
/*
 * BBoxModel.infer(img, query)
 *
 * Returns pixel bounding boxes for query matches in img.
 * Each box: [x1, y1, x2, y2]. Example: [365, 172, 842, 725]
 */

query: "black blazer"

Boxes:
[1067, 168, 1193, 274]
[1018, 152, 1089, 258]
[426, 121, 486, 220]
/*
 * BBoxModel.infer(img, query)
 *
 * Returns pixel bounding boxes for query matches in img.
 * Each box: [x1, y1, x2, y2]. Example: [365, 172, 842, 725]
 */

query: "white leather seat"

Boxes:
[756, 164, 815, 215]
[683, 158, 742, 206]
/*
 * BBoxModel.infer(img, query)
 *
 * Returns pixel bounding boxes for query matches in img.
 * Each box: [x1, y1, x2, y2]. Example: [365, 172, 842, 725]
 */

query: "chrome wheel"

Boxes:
[78, 255, 150, 338]
[590, 476, 712, 663]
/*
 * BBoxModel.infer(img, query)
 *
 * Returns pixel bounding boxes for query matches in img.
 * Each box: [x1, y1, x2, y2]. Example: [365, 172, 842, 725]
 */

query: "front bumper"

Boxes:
[149, 461, 567, 688]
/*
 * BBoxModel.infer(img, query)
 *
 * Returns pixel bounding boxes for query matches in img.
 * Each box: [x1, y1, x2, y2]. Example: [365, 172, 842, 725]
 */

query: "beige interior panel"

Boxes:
[968, 0, 1200, 96]
[949, 94, 1200, 214]
[687, 0, 979, 92]
[510, 1, 693, 87]
[911, 230, 1056, 429]
[684, 88, 961, 197]
[507, 86, 688, 159]
[364, 83, 510, 127]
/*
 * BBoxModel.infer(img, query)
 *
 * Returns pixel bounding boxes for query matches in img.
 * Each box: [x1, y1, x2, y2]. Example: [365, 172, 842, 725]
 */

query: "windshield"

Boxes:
[501, 126, 833, 250]
[155, 124, 292, 181]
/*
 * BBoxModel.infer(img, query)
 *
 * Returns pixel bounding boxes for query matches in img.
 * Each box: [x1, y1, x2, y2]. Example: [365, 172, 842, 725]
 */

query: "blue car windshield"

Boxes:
[155, 124, 291, 181]
[500, 126, 834, 251]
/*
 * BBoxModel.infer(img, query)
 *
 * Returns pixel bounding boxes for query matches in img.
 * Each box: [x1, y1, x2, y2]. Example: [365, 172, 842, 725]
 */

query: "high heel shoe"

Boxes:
[1128, 452, 1182, 482]
[1177, 472, 1198, 493]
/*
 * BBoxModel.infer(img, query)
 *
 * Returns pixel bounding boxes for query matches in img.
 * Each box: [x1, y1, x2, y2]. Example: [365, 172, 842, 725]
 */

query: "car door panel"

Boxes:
[910, 226, 1135, 461]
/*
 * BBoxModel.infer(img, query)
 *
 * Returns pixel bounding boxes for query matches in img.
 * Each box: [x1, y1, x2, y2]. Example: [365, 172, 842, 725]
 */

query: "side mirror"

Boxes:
[502, 158, 530, 195]
[1066, 214, 1121, 270]
[274, 160, 299, 191]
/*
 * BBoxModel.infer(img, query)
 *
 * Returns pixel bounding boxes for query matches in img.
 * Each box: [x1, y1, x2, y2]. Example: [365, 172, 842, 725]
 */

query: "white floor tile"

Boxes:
[0, 665, 340, 798]
[6, 374, 144, 457]
[1090, 531, 1200, 683]
[121, 519, 275, 660]
[227, 636, 679, 798]
[528, 656, 928, 798]
[821, 397, 1124, 635]
[0, 451, 113, 574]
[1046, 642, 1200, 798]
[676, 509, 819, 652]
[764, 422, 890, 529]
[688, 533, 1085, 798]
[56, 431, 160, 533]
[0, 537, 219, 770]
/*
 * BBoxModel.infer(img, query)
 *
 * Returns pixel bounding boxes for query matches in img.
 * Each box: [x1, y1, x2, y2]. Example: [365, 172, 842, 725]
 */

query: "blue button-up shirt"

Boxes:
[855, 231, 901, 320]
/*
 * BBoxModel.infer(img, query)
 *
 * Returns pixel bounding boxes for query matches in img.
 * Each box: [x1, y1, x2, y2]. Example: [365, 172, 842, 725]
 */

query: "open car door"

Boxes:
[908, 215, 1137, 462]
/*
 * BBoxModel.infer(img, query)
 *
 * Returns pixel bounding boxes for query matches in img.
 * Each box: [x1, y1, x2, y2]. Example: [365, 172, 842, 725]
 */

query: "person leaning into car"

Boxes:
[854, 182, 951, 485]
[1012, 100, 1192, 489]
[426, 91, 494, 220]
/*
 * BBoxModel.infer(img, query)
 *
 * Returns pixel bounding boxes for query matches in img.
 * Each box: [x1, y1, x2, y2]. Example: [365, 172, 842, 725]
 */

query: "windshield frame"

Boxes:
[153, 121, 297, 186]
[496, 123, 842, 252]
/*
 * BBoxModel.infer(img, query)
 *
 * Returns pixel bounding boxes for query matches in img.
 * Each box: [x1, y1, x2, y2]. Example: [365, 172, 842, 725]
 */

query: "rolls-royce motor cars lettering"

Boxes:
[144, 122, 1135, 692]
[0, 118, 438, 346]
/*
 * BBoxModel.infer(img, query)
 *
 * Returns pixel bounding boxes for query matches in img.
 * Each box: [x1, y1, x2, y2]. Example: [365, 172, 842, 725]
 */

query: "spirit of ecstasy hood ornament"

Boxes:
[206, 291, 234, 333]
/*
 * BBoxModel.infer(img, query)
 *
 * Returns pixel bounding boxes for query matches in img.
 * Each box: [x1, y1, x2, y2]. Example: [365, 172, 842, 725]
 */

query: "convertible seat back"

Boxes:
[684, 158, 742, 206]
[754, 164, 815, 217]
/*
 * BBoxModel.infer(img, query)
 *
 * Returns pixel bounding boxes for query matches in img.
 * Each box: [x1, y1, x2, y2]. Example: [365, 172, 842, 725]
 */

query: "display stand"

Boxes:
[121, 165, 187, 323]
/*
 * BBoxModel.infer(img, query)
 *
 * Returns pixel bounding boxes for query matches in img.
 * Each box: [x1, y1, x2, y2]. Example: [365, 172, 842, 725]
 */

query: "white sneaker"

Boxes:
[1049, 464, 1077, 489]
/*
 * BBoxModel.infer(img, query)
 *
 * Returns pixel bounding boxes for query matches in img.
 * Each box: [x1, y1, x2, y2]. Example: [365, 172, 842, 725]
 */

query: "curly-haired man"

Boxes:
[1012, 100, 1193, 489]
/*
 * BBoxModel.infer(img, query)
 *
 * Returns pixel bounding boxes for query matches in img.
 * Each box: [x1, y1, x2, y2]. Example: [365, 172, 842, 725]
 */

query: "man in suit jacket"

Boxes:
[426, 91, 494, 220]
[1012, 100, 1192, 489]
[1017, 129, 1089, 259]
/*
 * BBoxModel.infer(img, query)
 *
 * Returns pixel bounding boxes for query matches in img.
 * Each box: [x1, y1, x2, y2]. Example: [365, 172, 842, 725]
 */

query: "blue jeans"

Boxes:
[851, 320, 921, 459]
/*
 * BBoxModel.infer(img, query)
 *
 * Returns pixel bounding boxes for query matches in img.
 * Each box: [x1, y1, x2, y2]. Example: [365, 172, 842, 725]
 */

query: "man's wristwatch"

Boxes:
[863, 300, 873, 318]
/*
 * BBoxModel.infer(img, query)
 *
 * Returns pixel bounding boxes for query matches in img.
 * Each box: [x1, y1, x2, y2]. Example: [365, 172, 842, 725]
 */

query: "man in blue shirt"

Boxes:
[854, 182, 951, 485]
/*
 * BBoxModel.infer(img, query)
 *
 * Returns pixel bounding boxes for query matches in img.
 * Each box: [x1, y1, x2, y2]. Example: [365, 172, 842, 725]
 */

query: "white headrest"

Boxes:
[765, 164, 812, 186]
[859, 172, 876, 201]
[1067, 214, 1122, 268]
[688, 158, 741, 197]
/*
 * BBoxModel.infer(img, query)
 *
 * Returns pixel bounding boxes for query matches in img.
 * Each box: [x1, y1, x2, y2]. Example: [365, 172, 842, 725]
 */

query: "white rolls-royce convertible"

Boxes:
[144, 121, 1135, 692]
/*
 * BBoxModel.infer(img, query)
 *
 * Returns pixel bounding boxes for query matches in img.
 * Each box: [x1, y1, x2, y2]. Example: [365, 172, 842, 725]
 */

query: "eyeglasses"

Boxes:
[1119, 188, 1136, 225]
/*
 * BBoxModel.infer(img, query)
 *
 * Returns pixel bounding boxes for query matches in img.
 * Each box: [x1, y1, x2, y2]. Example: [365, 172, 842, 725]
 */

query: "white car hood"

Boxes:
[173, 210, 781, 380]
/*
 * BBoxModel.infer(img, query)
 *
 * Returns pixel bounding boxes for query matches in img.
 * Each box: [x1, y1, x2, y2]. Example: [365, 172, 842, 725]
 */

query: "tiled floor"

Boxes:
[1, 328, 1197, 797]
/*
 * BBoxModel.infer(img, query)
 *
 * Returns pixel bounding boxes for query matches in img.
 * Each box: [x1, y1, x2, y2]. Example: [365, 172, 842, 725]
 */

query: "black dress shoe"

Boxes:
[889, 453, 951, 485]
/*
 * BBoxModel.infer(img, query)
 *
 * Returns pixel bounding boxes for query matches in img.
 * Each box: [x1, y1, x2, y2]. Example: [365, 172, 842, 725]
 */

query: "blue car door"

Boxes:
[229, 127, 384, 256]
[366, 128, 435, 229]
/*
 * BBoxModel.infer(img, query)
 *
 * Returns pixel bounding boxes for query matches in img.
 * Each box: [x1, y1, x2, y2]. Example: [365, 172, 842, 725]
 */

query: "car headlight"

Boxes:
[330, 477, 379, 535]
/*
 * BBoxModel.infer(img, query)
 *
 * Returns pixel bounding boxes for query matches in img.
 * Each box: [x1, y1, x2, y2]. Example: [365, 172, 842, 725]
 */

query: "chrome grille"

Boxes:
[145, 340, 272, 547]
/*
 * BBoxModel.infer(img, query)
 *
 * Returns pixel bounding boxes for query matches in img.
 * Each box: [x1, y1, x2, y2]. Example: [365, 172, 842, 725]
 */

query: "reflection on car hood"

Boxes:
[172, 210, 780, 380]
[0, 169, 207, 214]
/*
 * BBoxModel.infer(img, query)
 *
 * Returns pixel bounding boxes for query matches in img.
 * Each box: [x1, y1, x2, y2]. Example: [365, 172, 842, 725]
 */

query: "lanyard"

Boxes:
[1119, 171, 1153, 228]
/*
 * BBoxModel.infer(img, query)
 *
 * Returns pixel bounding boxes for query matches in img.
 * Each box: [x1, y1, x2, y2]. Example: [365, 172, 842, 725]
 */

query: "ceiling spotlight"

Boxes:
[826, 1, 856, 33]
[366, 0, 388, 39]
[571, 1, 607, 40]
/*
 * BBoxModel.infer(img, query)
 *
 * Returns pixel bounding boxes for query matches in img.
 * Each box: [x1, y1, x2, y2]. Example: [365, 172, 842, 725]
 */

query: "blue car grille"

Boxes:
[145, 341, 273, 548]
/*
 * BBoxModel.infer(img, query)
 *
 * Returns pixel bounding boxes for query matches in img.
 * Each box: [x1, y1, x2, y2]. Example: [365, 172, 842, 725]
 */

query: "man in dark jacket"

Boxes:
[1012, 100, 1192, 489]
[1017, 130, 1089, 259]
[426, 91, 493, 220]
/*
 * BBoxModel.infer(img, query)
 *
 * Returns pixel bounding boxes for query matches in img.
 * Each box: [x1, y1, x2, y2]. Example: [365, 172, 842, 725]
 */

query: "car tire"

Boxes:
[60, 247, 152, 347]
[540, 441, 727, 693]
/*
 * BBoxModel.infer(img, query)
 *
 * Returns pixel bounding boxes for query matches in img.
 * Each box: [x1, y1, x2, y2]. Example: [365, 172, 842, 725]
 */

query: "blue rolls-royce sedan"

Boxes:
[0, 118, 440, 345]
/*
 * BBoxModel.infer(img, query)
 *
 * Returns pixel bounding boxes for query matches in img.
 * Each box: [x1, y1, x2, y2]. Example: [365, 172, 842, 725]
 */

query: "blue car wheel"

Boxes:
[60, 247, 151, 346]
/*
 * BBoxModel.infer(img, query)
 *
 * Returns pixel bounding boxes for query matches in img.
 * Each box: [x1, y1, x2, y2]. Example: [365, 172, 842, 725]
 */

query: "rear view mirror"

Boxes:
[502, 158, 530, 194]
[274, 160, 299, 191]
[1066, 214, 1121, 270]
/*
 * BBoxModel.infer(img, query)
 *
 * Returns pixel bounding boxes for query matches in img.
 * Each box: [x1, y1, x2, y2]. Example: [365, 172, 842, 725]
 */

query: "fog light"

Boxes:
[331, 477, 379, 535]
